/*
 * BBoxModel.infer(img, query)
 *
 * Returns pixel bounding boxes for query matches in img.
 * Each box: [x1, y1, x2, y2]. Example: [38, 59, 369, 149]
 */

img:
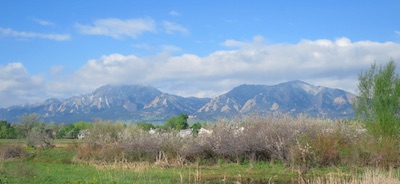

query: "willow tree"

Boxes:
[353, 60, 400, 137]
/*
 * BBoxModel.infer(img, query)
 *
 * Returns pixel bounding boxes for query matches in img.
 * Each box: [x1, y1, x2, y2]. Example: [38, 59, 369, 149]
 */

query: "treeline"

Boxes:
[0, 112, 197, 140]
[0, 114, 92, 140]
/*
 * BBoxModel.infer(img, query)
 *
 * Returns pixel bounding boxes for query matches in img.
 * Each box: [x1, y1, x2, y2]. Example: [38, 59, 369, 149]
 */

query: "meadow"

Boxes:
[1, 115, 400, 183]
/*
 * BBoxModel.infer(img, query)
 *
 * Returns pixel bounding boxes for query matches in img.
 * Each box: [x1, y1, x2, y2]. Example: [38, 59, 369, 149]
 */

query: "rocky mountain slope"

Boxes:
[0, 81, 354, 123]
[0, 85, 209, 123]
[196, 80, 354, 119]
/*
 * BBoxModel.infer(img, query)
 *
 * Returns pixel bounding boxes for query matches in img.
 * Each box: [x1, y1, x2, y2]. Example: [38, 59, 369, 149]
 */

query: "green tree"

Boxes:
[190, 122, 202, 135]
[165, 113, 189, 130]
[15, 114, 53, 148]
[0, 121, 16, 139]
[135, 122, 155, 131]
[73, 121, 92, 130]
[353, 60, 400, 137]
[58, 121, 92, 139]
[16, 113, 40, 138]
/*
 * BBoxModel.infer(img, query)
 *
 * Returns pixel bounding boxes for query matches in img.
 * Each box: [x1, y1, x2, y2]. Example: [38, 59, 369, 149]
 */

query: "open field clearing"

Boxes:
[1, 140, 299, 183]
[1, 137, 400, 183]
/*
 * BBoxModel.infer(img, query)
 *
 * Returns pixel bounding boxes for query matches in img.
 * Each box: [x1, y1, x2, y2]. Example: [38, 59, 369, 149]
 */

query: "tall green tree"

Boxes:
[353, 60, 400, 137]
[165, 113, 189, 130]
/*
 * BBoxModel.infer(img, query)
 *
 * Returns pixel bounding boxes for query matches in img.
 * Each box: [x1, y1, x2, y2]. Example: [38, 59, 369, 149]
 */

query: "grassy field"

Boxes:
[0, 139, 358, 184]
[0, 141, 293, 183]
[2, 134, 400, 184]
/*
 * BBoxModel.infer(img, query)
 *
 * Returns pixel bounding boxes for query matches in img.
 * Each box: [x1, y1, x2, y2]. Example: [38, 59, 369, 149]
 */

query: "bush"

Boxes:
[75, 115, 400, 169]
[84, 120, 126, 146]
[1, 144, 27, 159]
[135, 123, 155, 131]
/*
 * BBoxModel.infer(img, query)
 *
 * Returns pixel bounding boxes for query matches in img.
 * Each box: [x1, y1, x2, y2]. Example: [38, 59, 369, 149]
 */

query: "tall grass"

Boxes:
[304, 169, 400, 184]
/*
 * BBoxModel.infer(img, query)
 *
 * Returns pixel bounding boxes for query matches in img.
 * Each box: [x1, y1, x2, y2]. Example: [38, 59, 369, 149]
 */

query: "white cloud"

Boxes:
[161, 45, 182, 53]
[222, 35, 265, 48]
[75, 18, 155, 39]
[49, 66, 64, 77]
[169, 10, 180, 16]
[3, 37, 400, 107]
[32, 18, 54, 26]
[46, 54, 150, 96]
[0, 63, 45, 107]
[0, 27, 70, 41]
[163, 21, 189, 34]
[222, 39, 245, 47]
[396, 30, 400, 36]
[54, 37, 400, 98]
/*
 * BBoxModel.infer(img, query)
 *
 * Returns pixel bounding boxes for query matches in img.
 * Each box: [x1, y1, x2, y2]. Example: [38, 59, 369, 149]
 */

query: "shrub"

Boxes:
[84, 120, 126, 146]
[135, 123, 155, 131]
[77, 115, 400, 169]
[354, 60, 400, 137]
[1, 144, 27, 159]
[365, 137, 400, 168]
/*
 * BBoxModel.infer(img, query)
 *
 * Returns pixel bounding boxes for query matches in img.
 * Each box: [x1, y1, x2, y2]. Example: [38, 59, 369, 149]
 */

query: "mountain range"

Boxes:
[0, 80, 355, 123]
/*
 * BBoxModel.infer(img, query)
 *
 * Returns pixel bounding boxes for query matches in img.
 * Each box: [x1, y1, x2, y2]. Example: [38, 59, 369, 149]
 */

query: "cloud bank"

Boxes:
[0, 63, 45, 107]
[1, 36, 400, 107]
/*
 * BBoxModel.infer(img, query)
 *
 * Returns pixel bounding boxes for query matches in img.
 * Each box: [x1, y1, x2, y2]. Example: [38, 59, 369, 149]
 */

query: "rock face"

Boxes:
[0, 81, 355, 123]
[195, 80, 354, 119]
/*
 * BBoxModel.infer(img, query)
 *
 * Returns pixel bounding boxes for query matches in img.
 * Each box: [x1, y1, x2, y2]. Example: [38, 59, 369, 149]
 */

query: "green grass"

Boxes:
[0, 144, 305, 183]
[0, 139, 24, 145]
[0, 140, 382, 183]
[0, 161, 301, 183]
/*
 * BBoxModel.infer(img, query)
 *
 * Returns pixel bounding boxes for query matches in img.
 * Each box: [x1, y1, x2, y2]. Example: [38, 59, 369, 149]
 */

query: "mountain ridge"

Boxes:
[0, 81, 355, 123]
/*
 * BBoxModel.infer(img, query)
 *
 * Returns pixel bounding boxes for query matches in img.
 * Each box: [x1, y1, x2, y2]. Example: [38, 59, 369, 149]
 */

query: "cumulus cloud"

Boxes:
[75, 18, 155, 39]
[3, 37, 400, 107]
[50, 37, 400, 98]
[0, 27, 70, 41]
[0, 63, 45, 107]
[163, 21, 189, 34]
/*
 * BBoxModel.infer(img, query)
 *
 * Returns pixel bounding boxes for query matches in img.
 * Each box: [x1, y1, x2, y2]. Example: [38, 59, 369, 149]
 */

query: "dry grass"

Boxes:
[0, 144, 27, 160]
[76, 115, 400, 171]
[83, 160, 152, 173]
[304, 169, 400, 184]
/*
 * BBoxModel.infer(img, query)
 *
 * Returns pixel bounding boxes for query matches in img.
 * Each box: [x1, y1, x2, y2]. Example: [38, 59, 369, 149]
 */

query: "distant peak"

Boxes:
[92, 84, 162, 96]
[95, 84, 154, 90]
[284, 80, 310, 85]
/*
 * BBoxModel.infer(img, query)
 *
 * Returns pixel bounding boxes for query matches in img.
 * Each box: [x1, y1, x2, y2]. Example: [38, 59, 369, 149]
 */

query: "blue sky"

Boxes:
[1, 0, 400, 107]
